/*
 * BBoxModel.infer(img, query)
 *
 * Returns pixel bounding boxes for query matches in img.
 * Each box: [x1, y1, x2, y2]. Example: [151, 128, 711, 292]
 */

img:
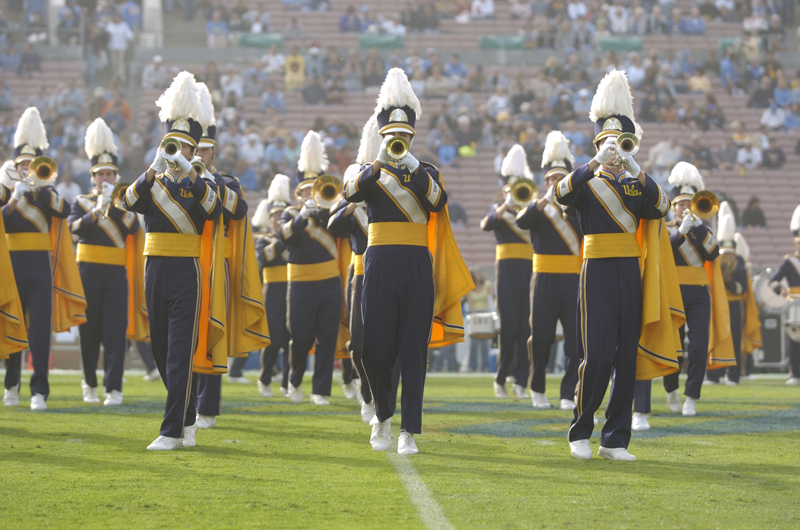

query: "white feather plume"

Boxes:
[541, 131, 574, 168]
[156, 71, 200, 123]
[717, 209, 736, 242]
[196, 82, 216, 130]
[343, 163, 361, 187]
[14, 107, 48, 150]
[0, 160, 18, 189]
[589, 70, 641, 138]
[251, 199, 271, 230]
[267, 174, 291, 205]
[501, 144, 533, 180]
[791, 205, 800, 232]
[298, 131, 329, 173]
[667, 161, 704, 191]
[356, 115, 382, 165]
[374, 67, 422, 119]
[84, 118, 118, 159]
[734, 232, 750, 262]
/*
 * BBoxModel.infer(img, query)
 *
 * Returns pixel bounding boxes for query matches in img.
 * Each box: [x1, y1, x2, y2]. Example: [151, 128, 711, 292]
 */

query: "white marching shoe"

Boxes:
[505, 376, 516, 384]
[631, 412, 650, 431]
[593, 414, 599, 426]
[280, 386, 290, 398]
[310, 394, 330, 405]
[493, 382, 508, 398]
[397, 430, 419, 455]
[682, 396, 697, 416]
[258, 381, 274, 398]
[3, 385, 20, 407]
[360, 401, 375, 424]
[598, 446, 636, 461]
[702, 379, 718, 386]
[228, 376, 251, 384]
[196, 415, 216, 429]
[666, 390, 682, 413]
[104, 390, 123, 406]
[530, 391, 551, 409]
[512, 384, 528, 399]
[147, 436, 183, 451]
[30, 394, 47, 411]
[369, 416, 392, 451]
[724, 378, 739, 386]
[288, 384, 303, 404]
[560, 399, 575, 411]
[342, 382, 357, 400]
[81, 380, 100, 404]
[143, 369, 161, 382]
[569, 439, 592, 460]
[182, 424, 198, 447]
[786, 377, 800, 386]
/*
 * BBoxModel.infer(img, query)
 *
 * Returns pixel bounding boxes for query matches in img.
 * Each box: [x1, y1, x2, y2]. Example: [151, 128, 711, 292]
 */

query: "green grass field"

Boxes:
[1, 372, 799, 529]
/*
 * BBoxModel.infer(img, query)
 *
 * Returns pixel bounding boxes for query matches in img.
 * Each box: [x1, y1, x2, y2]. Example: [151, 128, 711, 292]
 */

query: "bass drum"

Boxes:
[787, 298, 800, 342]
[466, 312, 498, 339]
[753, 270, 788, 312]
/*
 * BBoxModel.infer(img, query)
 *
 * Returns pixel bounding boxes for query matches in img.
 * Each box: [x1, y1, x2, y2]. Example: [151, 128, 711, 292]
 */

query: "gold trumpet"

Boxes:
[160, 137, 182, 160]
[503, 178, 537, 212]
[613, 132, 640, 169]
[103, 182, 132, 216]
[312, 174, 343, 209]
[386, 136, 409, 161]
[192, 159, 207, 179]
[690, 190, 719, 220]
[27, 156, 58, 188]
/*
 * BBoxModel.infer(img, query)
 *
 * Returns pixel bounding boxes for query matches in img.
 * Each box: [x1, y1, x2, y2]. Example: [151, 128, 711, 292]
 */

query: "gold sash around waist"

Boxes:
[583, 233, 640, 259]
[353, 253, 364, 276]
[224, 237, 232, 259]
[727, 292, 745, 301]
[496, 243, 534, 261]
[144, 233, 202, 257]
[368, 222, 428, 247]
[76, 243, 127, 266]
[790, 287, 800, 295]
[288, 259, 339, 282]
[676, 265, 709, 286]
[6, 232, 51, 251]
[262, 265, 288, 284]
[533, 254, 582, 274]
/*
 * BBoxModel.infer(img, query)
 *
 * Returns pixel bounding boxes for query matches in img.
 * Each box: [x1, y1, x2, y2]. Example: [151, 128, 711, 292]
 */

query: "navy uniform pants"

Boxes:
[145, 256, 199, 438]
[136, 341, 156, 372]
[288, 276, 342, 395]
[529, 271, 579, 400]
[495, 258, 532, 385]
[259, 281, 290, 388]
[78, 262, 128, 392]
[707, 300, 743, 383]
[569, 257, 641, 449]
[362, 245, 433, 434]
[4, 251, 53, 398]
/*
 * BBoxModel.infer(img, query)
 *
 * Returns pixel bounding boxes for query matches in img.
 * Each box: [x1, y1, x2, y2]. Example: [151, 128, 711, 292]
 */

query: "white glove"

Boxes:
[300, 199, 319, 219]
[544, 183, 556, 205]
[12, 181, 31, 201]
[592, 137, 617, 166]
[692, 215, 704, 228]
[101, 181, 114, 201]
[376, 136, 393, 165]
[174, 154, 193, 175]
[96, 194, 106, 211]
[622, 153, 641, 178]
[399, 152, 420, 173]
[150, 149, 166, 173]
[503, 193, 513, 207]
[92, 206, 105, 218]
[679, 213, 694, 235]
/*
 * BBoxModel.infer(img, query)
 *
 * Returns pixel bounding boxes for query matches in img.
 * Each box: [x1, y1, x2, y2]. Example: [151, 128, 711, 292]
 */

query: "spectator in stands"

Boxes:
[447, 82, 475, 118]
[239, 132, 264, 167]
[283, 17, 307, 42]
[141, 55, 169, 90]
[19, 43, 41, 76]
[380, 13, 407, 36]
[362, 48, 384, 88]
[741, 196, 767, 228]
[341, 56, 364, 92]
[785, 102, 800, 131]
[443, 53, 468, 79]
[748, 76, 774, 109]
[25, 86, 50, 113]
[688, 68, 712, 94]
[322, 46, 344, 76]
[573, 144, 590, 166]
[260, 83, 285, 113]
[454, 115, 479, 148]
[357, 6, 375, 32]
[206, 10, 230, 48]
[761, 137, 785, 169]
[306, 46, 323, 76]
[730, 120, 751, 149]
[325, 72, 344, 104]
[686, 134, 716, 171]
[263, 44, 285, 75]
[284, 61, 305, 92]
[56, 6, 80, 45]
[625, 52, 646, 88]
[0, 74, 12, 111]
[55, 168, 83, 204]
[761, 102, 786, 131]
[466, 64, 485, 92]
[719, 49, 740, 94]
[55, 80, 85, 119]
[245, 10, 271, 33]
[425, 66, 450, 98]
[485, 67, 508, 92]
[339, 6, 361, 31]
[302, 75, 327, 105]
[647, 136, 682, 182]
[264, 136, 290, 175]
[416, 4, 439, 33]
[562, 120, 585, 150]
[737, 138, 762, 170]
[715, 137, 738, 170]
[679, 7, 706, 35]
[743, 57, 766, 89]
[566, 0, 587, 20]
[486, 85, 511, 119]
[0, 44, 20, 72]
[221, 68, 244, 100]
[471, 0, 495, 20]
[235, 157, 258, 191]
[647, 5, 670, 34]
[102, 98, 130, 134]
[774, 75, 792, 108]
[27, 11, 47, 44]
[448, 194, 468, 227]
[438, 132, 458, 167]
[608, 1, 631, 35]
[640, 92, 660, 122]
[104, 12, 134, 81]
[410, 69, 425, 96]
[120, 0, 142, 32]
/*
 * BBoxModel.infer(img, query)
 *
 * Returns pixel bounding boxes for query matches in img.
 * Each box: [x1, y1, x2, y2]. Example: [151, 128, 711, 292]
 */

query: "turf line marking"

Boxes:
[388, 452, 455, 530]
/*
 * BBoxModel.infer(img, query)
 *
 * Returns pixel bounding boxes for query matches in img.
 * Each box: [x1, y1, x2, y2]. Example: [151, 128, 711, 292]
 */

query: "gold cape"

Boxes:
[193, 218, 228, 375]
[125, 228, 149, 341]
[741, 274, 762, 355]
[0, 213, 26, 359]
[704, 260, 737, 369]
[51, 218, 87, 333]
[636, 218, 685, 380]
[335, 237, 352, 359]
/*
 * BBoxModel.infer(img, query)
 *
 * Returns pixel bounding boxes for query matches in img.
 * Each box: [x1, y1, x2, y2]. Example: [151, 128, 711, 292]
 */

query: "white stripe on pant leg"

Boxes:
[388, 453, 455, 530]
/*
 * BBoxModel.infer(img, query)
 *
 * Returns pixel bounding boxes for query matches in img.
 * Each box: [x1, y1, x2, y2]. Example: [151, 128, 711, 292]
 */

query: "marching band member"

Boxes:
[770, 206, 800, 385]
[344, 68, 472, 454]
[480, 144, 532, 400]
[194, 83, 269, 430]
[124, 72, 226, 450]
[254, 175, 292, 398]
[554, 71, 678, 461]
[281, 131, 346, 405]
[70, 117, 147, 406]
[705, 204, 749, 386]
[515, 131, 582, 410]
[2, 107, 85, 410]
[733, 232, 761, 380]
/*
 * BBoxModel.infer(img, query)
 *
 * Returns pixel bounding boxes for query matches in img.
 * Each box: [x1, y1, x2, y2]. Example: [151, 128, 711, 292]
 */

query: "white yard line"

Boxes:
[388, 452, 456, 530]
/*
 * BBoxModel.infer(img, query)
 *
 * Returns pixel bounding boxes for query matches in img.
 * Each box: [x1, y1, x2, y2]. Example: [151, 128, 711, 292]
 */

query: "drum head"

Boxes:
[754, 271, 788, 312]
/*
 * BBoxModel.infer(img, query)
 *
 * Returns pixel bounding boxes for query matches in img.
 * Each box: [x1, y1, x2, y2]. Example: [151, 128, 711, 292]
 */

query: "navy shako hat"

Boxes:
[163, 118, 203, 147]
[376, 105, 417, 137]
[592, 115, 637, 146]
[13, 144, 42, 163]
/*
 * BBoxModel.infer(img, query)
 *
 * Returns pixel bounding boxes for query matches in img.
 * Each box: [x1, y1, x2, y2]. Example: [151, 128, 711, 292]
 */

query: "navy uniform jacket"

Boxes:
[481, 203, 531, 246]
[555, 165, 670, 237]
[280, 205, 349, 265]
[724, 254, 749, 296]
[1, 184, 71, 234]
[343, 161, 447, 220]
[515, 202, 582, 256]
[770, 255, 800, 289]
[69, 192, 140, 248]
[668, 221, 719, 268]
[255, 232, 288, 270]
[123, 168, 222, 233]
[211, 169, 248, 223]
[328, 198, 369, 255]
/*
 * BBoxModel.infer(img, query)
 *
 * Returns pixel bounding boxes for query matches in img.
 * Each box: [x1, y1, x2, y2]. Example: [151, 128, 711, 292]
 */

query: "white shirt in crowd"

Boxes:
[104, 21, 134, 51]
[471, 0, 495, 16]
[736, 146, 762, 169]
[263, 52, 285, 74]
[567, 0, 588, 20]
[238, 135, 264, 166]
[760, 106, 786, 130]
[608, 5, 630, 34]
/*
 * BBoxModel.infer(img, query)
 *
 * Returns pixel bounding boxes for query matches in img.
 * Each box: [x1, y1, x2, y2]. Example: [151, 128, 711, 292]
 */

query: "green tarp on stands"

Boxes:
[597, 37, 643, 53]
[478, 35, 523, 50]
[238, 33, 284, 48]
[358, 34, 404, 49]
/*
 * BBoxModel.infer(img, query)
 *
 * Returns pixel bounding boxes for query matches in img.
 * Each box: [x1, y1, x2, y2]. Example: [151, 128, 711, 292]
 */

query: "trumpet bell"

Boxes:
[503, 177, 537, 212]
[615, 132, 639, 157]
[104, 181, 132, 216]
[160, 137, 183, 160]
[28, 156, 58, 188]
[690, 190, 719, 220]
[386, 136, 409, 161]
[192, 159, 207, 179]
[312, 174, 343, 210]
